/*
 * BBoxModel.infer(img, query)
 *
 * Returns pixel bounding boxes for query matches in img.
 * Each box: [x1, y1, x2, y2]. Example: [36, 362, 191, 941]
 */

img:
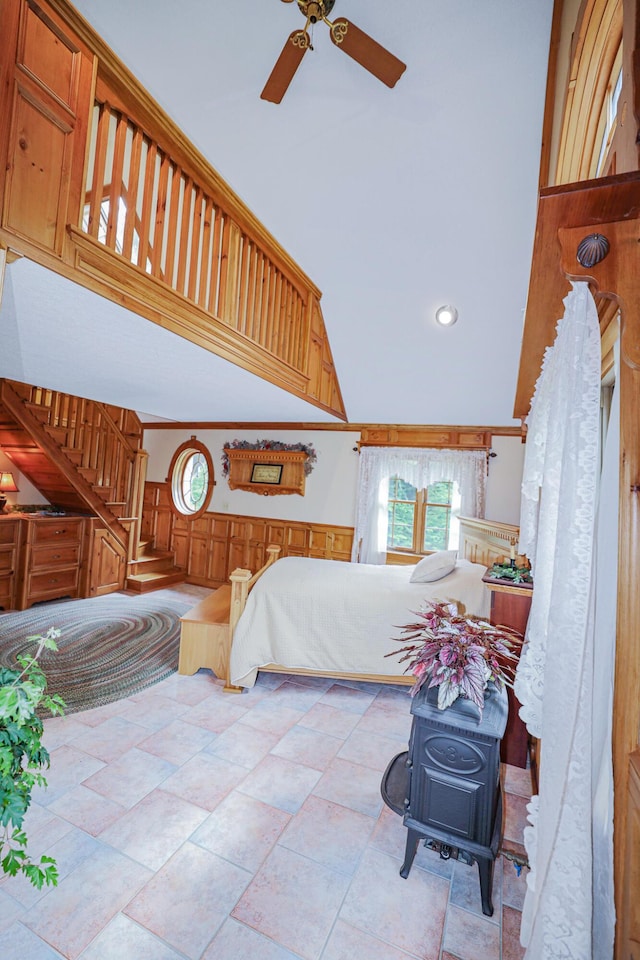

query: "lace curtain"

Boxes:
[515, 282, 616, 957]
[351, 447, 486, 563]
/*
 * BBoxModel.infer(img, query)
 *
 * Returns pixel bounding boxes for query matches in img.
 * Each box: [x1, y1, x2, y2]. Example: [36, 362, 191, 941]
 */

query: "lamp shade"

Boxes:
[0, 472, 19, 492]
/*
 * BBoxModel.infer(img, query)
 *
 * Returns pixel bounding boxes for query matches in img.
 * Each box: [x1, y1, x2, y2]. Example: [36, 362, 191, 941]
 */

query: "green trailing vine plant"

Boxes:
[0, 628, 65, 889]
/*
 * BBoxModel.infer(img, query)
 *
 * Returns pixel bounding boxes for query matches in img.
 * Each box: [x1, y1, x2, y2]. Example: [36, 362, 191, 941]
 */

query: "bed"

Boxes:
[228, 552, 491, 689]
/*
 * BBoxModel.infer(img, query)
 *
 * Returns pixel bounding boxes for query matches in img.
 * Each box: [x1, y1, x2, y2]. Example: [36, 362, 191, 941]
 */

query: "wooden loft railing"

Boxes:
[0, 0, 346, 421]
[80, 98, 309, 379]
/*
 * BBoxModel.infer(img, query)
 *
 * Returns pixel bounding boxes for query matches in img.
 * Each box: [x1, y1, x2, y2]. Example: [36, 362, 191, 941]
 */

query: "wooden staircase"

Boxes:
[0, 379, 185, 593]
[126, 539, 187, 592]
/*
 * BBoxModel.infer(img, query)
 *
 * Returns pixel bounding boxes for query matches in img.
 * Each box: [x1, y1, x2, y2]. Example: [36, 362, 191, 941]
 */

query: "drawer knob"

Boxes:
[49, 578, 58, 583]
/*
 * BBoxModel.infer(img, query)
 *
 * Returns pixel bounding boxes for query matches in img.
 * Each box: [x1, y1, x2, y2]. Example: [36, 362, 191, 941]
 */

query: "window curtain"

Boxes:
[351, 447, 486, 564]
[514, 282, 616, 957]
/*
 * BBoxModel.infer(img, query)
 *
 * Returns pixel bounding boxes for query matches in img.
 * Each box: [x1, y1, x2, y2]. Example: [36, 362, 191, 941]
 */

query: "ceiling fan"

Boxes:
[261, 0, 406, 103]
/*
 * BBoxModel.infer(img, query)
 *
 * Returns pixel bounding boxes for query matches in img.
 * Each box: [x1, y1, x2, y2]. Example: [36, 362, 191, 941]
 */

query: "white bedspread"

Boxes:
[229, 556, 490, 687]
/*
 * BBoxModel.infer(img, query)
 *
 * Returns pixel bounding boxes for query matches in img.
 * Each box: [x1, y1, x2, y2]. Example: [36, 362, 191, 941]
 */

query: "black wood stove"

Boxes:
[381, 682, 508, 916]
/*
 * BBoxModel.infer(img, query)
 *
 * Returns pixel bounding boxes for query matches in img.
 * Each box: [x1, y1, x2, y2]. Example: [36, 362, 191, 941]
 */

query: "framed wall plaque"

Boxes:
[250, 463, 283, 485]
[226, 448, 309, 495]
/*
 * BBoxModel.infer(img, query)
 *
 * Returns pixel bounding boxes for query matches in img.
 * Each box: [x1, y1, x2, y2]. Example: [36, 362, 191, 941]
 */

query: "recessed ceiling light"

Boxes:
[435, 305, 458, 327]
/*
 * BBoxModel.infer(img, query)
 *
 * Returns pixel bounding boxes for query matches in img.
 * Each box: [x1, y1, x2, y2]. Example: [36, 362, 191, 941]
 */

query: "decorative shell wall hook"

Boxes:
[576, 233, 610, 268]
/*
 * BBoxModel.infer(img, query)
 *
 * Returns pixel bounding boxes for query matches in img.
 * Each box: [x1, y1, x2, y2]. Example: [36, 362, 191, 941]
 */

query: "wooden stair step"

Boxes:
[62, 448, 84, 465]
[24, 402, 50, 423]
[77, 466, 98, 483]
[43, 424, 68, 443]
[126, 569, 186, 593]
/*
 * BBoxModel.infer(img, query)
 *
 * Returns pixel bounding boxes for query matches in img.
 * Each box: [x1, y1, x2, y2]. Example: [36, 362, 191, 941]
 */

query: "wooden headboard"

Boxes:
[458, 516, 519, 568]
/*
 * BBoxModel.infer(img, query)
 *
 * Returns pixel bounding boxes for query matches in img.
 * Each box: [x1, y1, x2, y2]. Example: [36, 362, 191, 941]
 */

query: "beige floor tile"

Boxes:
[117, 691, 191, 730]
[205, 719, 280, 768]
[337, 726, 407, 772]
[136, 717, 216, 765]
[278, 794, 374, 875]
[442, 903, 500, 960]
[317, 683, 377, 714]
[22, 843, 152, 958]
[502, 904, 526, 959]
[180, 693, 250, 733]
[238, 753, 322, 813]
[67, 715, 149, 762]
[160, 751, 249, 810]
[237, 698, 306, 738]
[270, 723, 342, 769]
[81, 746, 177, 808]
[125, 842, 250, 959]
[503, 762, 534, 799]
[503, 792, 530, 844]
[312, 757, 384, 818]
[0, 922, 68, 959]
[340, 847, 449, 959]
[192, 791, 291, 873]
[31, 744, 105, 806]
[297, 702, 361, 740]
[353, 703, 413, 742]
[322, 919, 417, 960]
[79, 913, 185, 959]
[232, 844, 350, 960]
[98, 787, 209, 870]
[48, 782, 127, 836]
[203, 917, 303, 959]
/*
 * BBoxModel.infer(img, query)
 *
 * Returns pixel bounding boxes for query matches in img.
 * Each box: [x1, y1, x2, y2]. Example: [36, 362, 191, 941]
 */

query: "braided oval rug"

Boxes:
[0, 593, 192, 714]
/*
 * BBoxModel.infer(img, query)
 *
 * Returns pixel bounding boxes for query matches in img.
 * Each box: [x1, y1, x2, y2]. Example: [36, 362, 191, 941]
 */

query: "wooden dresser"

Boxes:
[18, 516, 85, 609]
[0, 516, 21, 610]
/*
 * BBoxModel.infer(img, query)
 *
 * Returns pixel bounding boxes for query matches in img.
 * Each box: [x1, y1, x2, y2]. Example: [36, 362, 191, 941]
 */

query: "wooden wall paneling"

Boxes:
[0, 1, 94, 256]
[623, 750, 640, 958]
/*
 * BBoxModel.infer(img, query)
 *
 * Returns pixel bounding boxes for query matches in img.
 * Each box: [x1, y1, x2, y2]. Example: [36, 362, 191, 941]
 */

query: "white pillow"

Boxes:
[409, 550, 458, 583]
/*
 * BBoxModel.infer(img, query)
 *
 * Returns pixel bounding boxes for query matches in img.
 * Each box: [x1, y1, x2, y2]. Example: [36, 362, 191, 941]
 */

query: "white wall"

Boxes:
[485, 435, 525, 525]
[0, 450, 48, 508]
[143, 428, 524, 528]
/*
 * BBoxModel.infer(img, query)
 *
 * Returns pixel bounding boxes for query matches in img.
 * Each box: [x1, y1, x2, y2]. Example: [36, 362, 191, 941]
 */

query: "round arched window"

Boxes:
[168, 438, 214, 518]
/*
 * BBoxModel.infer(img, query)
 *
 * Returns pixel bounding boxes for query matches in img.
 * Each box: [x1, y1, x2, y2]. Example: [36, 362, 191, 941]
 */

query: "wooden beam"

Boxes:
[514, 169, 640, 420]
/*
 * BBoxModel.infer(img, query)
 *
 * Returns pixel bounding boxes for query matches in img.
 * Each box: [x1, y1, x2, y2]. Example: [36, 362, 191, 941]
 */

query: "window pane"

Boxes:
[388, 500, 415, 549]
[427, 481, 452, 506]
[387, 476, 417, 549]
[423, 504, 451, 552]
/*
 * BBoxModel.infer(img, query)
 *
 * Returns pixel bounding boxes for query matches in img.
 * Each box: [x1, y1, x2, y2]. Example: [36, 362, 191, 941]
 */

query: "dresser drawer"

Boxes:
[27, 566, 79, 596]
[0, 519, 20, 545]
[0, 575, 15, 610]
[28, 519, 84, 545]
[30, 542, 80, 570]
[0, 550, 16, 574]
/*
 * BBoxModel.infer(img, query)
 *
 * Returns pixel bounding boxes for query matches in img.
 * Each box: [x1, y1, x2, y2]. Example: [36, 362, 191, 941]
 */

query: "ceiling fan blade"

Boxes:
[261, 31, 310, 103]
[329, 18, 406, 88]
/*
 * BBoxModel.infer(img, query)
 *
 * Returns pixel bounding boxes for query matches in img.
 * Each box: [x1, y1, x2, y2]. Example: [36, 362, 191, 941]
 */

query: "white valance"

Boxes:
[352, 446, 487, 564]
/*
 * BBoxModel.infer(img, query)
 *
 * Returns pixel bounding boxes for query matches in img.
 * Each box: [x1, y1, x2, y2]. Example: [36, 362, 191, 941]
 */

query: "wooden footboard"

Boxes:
[178, 544, 281, 691]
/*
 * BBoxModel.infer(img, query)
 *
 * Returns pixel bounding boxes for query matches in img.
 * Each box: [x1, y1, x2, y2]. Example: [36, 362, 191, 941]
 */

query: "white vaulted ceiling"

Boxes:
[0, 0, 554, 424]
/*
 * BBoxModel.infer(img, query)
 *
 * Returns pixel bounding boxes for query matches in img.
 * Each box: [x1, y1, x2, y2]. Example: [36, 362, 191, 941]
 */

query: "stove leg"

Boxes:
[477, 855, 495, 916]
[400, 829, 420, 878]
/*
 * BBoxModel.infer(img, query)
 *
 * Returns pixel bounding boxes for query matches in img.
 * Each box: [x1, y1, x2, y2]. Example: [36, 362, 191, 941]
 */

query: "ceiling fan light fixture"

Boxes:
[435, 305, 458, 327]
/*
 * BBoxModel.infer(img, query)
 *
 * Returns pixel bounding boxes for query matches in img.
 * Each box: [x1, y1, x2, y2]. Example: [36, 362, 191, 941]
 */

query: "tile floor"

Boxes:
[0, 586, 531, 960]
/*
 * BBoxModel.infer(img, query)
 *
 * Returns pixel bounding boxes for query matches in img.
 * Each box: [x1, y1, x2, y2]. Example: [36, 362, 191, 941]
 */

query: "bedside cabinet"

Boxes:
[482, 573, 532, 770]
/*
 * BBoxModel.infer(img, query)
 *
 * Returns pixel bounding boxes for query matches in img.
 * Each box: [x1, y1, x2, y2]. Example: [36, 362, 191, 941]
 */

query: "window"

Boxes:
[387, 476, 457, 554]
[593, 46, 623, 177]
[168, 438, 214, 518]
